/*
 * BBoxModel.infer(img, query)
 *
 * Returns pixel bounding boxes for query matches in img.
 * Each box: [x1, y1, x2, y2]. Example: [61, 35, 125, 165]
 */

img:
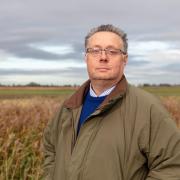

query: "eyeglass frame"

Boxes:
[85, 47, 126, 58]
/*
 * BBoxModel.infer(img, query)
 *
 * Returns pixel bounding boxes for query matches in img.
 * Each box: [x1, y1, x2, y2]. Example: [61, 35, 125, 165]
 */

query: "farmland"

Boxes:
[0, 85, 179, 97]
[142, 86, 180, 96]
[0, 86, 180, 179]
[0, 87, 76, 98]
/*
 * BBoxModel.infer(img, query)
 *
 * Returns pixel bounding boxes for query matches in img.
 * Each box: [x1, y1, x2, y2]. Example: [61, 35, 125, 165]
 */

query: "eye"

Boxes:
[107, 49, 119, 55]
[91, 48, 101, 54]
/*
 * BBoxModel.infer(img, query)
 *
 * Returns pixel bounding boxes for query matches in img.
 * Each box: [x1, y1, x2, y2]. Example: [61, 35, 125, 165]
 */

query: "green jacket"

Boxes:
[43, 76, 180, 180]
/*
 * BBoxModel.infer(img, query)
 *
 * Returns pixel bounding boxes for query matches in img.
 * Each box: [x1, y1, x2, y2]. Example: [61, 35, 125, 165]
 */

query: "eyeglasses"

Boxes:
[86, 47, 126, 58]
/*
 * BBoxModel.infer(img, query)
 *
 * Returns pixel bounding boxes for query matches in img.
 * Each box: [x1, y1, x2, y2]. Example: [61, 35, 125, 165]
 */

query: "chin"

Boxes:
[89, 73, 122, 82]
[91, 76, 116, 81]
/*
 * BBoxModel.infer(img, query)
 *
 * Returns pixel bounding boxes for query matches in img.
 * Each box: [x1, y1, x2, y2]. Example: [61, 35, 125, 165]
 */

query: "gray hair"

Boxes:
[85, 24, 128, 53]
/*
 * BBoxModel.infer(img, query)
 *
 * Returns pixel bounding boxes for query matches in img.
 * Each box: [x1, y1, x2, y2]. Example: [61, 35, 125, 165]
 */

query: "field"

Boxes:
[0, 87, 76, 98]
[142, 86, 180, 96]
[0, 86, 180, 179]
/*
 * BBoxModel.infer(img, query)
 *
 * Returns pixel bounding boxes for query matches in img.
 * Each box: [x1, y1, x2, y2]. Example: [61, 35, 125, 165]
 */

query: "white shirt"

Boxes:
[89, 84, 116, 97]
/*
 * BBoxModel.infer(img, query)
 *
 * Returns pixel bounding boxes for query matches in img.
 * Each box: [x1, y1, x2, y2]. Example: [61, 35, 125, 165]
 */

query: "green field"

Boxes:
[0, 89, 75, 95]
[141, 86, 180, 96]
[0, 86, 179, 97]
[0, 88, 75, 98]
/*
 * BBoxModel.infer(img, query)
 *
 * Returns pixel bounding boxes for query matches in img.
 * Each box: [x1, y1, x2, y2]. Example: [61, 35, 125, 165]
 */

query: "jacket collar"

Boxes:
[64, 75, 128, 109]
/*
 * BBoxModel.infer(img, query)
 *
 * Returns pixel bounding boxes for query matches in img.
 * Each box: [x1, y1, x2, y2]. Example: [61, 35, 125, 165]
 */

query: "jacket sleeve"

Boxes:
[42, 106, 63, 180]
[145, 104, 180, 180]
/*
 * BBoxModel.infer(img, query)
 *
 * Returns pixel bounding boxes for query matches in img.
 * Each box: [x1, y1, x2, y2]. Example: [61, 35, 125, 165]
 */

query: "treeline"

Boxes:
[0, 82, 180, 87]
[139, 83, 180, 87]
[0, 82, 80, 87]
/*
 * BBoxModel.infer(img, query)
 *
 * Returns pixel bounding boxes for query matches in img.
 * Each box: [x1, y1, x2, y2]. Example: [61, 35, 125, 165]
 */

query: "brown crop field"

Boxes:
[0, 87, 180, 179]
[0, 97, 60, 179]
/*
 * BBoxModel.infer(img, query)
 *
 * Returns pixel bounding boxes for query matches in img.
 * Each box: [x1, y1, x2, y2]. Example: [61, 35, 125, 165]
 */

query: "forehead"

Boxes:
[87, 31, 123, 48]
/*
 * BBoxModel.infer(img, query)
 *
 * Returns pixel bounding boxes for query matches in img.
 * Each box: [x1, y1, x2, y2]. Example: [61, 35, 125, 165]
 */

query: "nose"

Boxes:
[100, 50, 108, 61]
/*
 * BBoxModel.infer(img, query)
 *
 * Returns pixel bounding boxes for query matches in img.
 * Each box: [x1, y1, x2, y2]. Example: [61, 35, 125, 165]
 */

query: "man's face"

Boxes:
[85, 32, 128, 83]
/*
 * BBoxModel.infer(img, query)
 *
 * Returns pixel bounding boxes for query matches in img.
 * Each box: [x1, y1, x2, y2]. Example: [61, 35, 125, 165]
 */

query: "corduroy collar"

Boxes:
[64, 75, 128, 109]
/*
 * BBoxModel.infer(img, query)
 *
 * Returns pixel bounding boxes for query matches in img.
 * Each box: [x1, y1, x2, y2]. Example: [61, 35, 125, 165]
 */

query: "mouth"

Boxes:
[96, 67, 110, 71]
[96, 68, 110, 72]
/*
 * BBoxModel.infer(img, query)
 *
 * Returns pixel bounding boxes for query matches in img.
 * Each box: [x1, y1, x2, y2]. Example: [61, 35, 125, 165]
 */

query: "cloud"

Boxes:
[161, 63, 180, 74]
[0, 67, 86, 76]
[29, 42, 84, 61]
[0, 67, 88, 85]
[0, 0, 180, 85]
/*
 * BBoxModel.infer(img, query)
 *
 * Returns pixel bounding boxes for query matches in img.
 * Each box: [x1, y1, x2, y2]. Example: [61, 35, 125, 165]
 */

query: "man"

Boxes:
[43, 24, 180, 180]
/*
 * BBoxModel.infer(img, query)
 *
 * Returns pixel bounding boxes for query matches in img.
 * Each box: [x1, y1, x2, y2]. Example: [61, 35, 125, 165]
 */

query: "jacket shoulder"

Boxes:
[127, 84, 162, 106]
[127, 84, 172, 119]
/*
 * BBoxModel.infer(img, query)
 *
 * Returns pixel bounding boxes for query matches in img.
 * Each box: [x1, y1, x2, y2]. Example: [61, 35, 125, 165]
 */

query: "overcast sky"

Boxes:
[0, 0, 180, 85]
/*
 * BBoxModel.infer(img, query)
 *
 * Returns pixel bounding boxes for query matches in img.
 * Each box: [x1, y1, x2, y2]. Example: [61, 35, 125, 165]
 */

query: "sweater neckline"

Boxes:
[86, 90, 107, 102]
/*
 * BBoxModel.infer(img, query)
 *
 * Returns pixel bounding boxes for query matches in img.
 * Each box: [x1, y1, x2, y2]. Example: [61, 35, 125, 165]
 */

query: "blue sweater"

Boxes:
[77, 90, 106, 135]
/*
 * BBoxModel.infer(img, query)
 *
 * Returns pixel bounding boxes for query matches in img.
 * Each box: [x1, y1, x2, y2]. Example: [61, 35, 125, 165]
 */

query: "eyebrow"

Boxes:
[90, 45, 102, 48]
[105, 45, 119, 49]
[89, 45, 120, 49]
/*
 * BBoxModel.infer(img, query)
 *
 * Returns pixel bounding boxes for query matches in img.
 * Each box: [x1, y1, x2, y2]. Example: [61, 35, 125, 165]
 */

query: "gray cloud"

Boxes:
[0, 67, 86, 76]
[0, 0, 180, 84]
[1, 42, 60, 60]
[0, 38, 84, 61]
[127, 55, 150, 66]
[0, 0, 179, 60]
[161, 63, 180, 74]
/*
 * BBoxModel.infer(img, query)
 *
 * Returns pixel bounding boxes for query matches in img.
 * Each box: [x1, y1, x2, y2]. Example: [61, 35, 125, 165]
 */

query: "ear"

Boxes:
[123, 54, 128, 66]
[84, 53, 88, 63]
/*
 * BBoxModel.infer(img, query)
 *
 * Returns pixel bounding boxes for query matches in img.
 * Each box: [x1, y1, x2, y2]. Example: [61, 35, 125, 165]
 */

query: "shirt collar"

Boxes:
[90, 83, 116, 97]
[64, 75, 127, 109]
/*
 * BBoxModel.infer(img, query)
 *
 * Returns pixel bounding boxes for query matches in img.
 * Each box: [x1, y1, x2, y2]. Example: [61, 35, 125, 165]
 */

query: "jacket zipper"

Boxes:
[79, 116, 103, 180]
[70, 103, 116, 179]
[71, 109, 101, 154]
[71, 115, 91, 155]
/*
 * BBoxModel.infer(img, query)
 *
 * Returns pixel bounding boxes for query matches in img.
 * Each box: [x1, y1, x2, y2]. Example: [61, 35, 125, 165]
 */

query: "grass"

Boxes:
[0, 88, 75, 96]
[0, 87, 179, 179]
[0, 97, 63, 180]
[0, 86, 179, 97]
[141, 86, 180, 96]
[161, 96, 180, 127]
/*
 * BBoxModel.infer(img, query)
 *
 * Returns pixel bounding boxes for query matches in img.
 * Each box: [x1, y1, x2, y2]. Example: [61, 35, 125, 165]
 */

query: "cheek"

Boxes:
[112, 61, 124, 72]
[86, 60, 95, 73]
[86, 60, 92, 68]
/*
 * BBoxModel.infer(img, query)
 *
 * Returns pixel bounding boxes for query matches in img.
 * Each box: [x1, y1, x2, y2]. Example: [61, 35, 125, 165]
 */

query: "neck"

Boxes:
[90, 79, 118, 96]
